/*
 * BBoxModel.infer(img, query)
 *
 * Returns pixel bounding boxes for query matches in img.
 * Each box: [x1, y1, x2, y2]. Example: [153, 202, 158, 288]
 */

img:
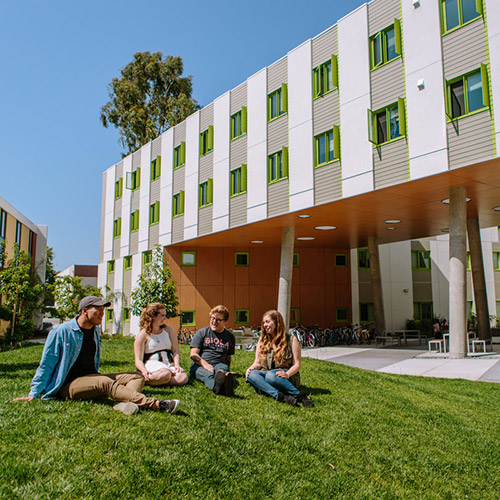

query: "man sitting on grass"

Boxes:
[13, 296, 179, 415]
[190, 305, 236, 396]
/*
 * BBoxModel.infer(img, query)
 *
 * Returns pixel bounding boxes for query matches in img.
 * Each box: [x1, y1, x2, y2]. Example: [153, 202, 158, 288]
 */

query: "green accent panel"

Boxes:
[394, 18, 402, 55]
[476, 0, 483, 16]
[156, 156, 161, 175]
[282, 147, 289, 178]
[180, 190, 185, 213]
[181, 141, 186, 164]
[398, 98, 406, 136]
[208, 125, 214, 151]
[241, 106, 247, 134]
[312, 67, 319, 98]
[281, 83, 288, 113]
[481, 63, 490, 108]
[241, 164, 247, 192]
[444, 78, 452, 118]
[367, 109, 376, 144]
[331, 54, 338, 88]
[333, 125, 340, 159]
[207, 178, 213, 204]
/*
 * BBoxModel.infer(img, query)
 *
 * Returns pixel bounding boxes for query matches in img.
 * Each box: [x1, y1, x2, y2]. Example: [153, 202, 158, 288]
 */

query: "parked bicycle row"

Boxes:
[290, 324, 377, 348]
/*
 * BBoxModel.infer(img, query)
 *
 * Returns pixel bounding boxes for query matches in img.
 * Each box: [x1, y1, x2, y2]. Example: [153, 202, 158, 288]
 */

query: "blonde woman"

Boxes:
[134, 303, 188, 386]
[245, 310, 314, 407]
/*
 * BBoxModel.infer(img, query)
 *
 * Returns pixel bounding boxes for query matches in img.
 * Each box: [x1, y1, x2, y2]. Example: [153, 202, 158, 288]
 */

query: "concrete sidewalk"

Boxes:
[302, 345, 500, 383]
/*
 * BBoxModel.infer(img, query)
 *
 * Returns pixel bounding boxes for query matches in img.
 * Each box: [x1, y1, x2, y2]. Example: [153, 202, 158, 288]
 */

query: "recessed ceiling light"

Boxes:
[314, 226, 336, 230]
[441, 198, 471, 204]
[297, 214, 311, 218]
[493, 207, 500, 212]
[296, 237, 315, 241]
[441, 228, 449, 233]
[384, 219, 402, 224]
[250, 240, 264, 244]
[386, 227, 397, 230]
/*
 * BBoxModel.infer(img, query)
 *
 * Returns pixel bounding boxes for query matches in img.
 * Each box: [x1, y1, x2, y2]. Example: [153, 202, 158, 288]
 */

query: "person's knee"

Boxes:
[247, 370, 260, 384]
[265, 371, 279, 385]
[175, 372, 189, 386]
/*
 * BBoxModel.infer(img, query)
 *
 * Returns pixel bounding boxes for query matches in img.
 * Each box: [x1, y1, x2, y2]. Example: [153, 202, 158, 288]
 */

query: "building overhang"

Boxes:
[170, 157, 500, 249]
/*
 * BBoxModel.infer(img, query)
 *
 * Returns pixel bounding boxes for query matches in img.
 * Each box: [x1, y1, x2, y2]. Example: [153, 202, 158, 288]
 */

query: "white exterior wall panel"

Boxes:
[213, 92, 231, 233]
[120, 155, 132, 257]
[402, 0, 448, 180]
[288, 40, 314, 212]
[184, 112, 200, 240]
[485, 0, 500, 153]
[338, 5, 374, 197]
[102, 168, 115, 263]
[138, 142, 151, 254]
[158, 129, 174, 247]
[247, 69, 268, 223]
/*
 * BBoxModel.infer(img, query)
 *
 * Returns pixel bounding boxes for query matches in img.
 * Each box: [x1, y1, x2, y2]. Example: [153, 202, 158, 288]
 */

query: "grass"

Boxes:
[1, 339, 500, 500]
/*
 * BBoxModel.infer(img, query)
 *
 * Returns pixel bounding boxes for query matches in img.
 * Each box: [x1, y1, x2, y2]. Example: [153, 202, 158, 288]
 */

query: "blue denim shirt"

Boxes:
[29, 317, 101, 400]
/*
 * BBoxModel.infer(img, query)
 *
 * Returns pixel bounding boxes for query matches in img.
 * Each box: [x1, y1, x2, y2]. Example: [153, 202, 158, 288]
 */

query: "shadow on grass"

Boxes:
[0, 362, 39, 375]
[299, 385, 331, 396]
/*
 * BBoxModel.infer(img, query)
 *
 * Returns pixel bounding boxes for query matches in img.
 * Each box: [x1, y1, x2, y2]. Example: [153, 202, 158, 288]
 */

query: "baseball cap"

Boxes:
[79, 296, 111, 311]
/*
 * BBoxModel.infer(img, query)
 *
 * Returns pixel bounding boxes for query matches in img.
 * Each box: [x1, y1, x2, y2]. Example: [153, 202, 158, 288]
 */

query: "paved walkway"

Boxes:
[302, 344, 500, 383]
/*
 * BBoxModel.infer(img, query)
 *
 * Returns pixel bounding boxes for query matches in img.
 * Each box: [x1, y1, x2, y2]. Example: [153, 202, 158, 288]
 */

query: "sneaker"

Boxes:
[277, 392, 297, 406]
[224, 372, 235, 397]
[296, 392, 314, 408]
[213, 369, 226, 395]
[158, 399, 180, 414]
[113, 402, 139, 415]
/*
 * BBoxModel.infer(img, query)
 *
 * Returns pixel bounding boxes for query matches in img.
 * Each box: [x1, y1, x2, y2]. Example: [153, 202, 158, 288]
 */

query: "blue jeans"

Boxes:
[190, 363, 229, 390]
[247, 369, 300, 400]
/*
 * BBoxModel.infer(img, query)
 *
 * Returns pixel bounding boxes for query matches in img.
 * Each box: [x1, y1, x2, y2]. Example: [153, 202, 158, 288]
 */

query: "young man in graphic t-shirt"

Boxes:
[190, 305, 236, 396]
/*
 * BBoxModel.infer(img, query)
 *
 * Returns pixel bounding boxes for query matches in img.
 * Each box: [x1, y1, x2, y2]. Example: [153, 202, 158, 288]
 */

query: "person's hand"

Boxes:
[173, 366, 185, 374]
[276, 369, 289, 379]
[140, 370, 152, 382]
[245, 367, 253, 380]
[12, 396, 34, 402]
[206, 364, 214, 373]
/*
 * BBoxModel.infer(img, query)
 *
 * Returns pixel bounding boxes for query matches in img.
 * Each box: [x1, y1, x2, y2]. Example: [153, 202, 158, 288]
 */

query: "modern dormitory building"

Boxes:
[99, 0, 500, 357]
[0, 196, 47, 336]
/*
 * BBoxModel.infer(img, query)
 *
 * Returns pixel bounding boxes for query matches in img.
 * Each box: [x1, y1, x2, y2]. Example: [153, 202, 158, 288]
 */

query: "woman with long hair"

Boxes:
[245, 310, 313, 407]
[134, 303, 188, 386]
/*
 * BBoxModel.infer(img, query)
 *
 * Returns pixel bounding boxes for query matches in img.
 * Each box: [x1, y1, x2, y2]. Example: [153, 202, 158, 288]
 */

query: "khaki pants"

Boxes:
[59, 372, 157, 409]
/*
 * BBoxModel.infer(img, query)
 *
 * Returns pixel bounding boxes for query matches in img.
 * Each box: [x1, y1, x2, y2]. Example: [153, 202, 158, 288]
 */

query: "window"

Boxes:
[115, 178, 123, 199]
[441, 0, 482, 33]
[151, 156, 161, 180]
[290, 308, 301, 325]
[200, 126, 214, 156]
[235, 309, 249, 325]
[414, 302, 433, 321]
[123, 308, 131, 322]
[142, 250, 152, 267]
[180, 310, 195, 326]
[368, 99, 406, 145]
[313, 55, 338, 98]
[467, 251, 471, 271]
[293, 253, 300, 267]
[126, 169, 141, 190]
[235, 252, 249, 267]
[370, 20, 401, 69]
[15, 221, 21, 245]
[231, 107, 247, 140]
[335, 254, 348, 267]
[28, 231, 35, 255]
[173, 191, 185, 217]
[314, 126, 340, 167]
[113, 218, 122, 238]
[106, 309, 113, 322]
[130, 210, 139, 232]
[230, 165, 247, 196]
[493, 252, 500, 271]
[199, 179, 213, 208]
[360, 303, 374, 323]
[108, 260, 115, 274]
[149, 201, 160, 225]
[0, 209, 6, 241]
[467, 301, 474, 320]
[268, 147, 289, 183]
[358, 249, 370, 269]
[336, 307, 350, 323]
[412, 250, 431, 270]
[181, 251, 196, 266]
[445, 66, 489, 119]
[124, 256, 132, 270]
[268, 84, 288, 121]
[174, 142, 186, 169]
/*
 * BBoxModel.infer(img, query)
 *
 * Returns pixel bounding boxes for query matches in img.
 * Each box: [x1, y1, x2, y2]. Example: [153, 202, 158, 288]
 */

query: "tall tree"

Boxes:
[100, 51, 199, 155]
[130, 246, 178, 318]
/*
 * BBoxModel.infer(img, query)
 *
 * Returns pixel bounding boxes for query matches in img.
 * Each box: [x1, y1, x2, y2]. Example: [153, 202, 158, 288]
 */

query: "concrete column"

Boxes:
[467, 217, 491, 341]
[277, 226, 295, 331]
[449, 187, 467, 358]
[367, 236, 386, 334]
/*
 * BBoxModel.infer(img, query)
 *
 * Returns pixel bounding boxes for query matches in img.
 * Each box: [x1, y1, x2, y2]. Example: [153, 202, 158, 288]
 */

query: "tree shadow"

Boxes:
[0, 362, 39, 374]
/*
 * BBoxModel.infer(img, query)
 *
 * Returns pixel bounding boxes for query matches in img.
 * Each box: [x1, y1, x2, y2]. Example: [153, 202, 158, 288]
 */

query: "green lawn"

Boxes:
[2, 339, 500, 500]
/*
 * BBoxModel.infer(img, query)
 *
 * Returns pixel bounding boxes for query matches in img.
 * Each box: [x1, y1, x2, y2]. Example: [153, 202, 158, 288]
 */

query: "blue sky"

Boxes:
[0, 0, 365, 271]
